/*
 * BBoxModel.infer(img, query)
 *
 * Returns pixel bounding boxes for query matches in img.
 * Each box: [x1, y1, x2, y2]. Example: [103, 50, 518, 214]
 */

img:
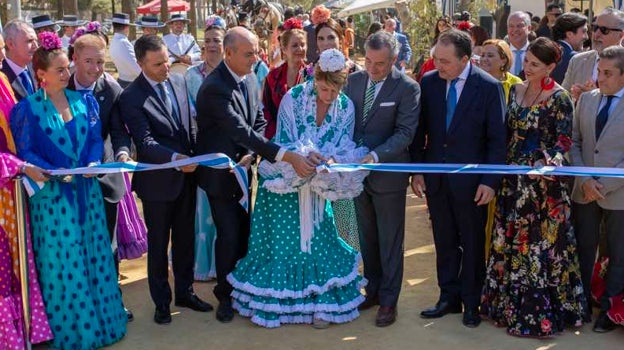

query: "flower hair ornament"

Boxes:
[69, 21, 102, 46]
[39, 32, 63, 51]
[205, 15, 226, 29]
[85, 21, 102, 33]
[318, 48, 346, 72]
[283, 18, 303, 31]
[69, 26, 86, 46]
[311, 5, 331, 26]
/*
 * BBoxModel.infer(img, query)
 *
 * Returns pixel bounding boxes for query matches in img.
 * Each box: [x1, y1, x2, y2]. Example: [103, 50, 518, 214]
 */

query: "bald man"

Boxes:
[195, 27, 314, 323]
[384, 18, 411, 70]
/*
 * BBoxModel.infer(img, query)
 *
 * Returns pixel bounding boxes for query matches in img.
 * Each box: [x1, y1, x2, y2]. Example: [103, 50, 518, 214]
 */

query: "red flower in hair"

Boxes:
[283, 18, 303, 31]
[457, 21, 472, 31]
[311, 5, 331, 25]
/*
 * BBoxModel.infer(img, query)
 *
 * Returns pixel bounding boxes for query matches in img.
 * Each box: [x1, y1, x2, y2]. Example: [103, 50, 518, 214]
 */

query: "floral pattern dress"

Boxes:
[480, 88, 587, 337]
[228, 81, 369, 328]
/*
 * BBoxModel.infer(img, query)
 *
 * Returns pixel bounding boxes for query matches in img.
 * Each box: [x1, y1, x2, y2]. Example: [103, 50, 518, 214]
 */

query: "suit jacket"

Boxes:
[344, 67, 420, 193]
[68, 73, 131, 202]
[562, 50, 597, 92]
[570, 89, 624, 210]
[119, 72, 196, 202]
[304, 24, 319, 64]
[411, 65, 506, 199]
[1, 60, 36, 101]
[552, 40, 577, 85]
[395, 32, 412, 68]
[195, 61, 279, 198]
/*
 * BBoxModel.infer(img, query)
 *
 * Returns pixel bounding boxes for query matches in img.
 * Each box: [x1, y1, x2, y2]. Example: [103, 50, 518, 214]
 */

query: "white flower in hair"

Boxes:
[318, 48, 346, 72]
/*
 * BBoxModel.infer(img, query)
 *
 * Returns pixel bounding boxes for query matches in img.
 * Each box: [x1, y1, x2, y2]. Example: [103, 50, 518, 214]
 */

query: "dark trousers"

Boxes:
[573, 202, 624, 311]
[142, 176, 196, 308]
[355, 185, 406, 307]
[209, 196, 250, 302]
[425, 176, 486, 309]
[103, 199, 120, 275]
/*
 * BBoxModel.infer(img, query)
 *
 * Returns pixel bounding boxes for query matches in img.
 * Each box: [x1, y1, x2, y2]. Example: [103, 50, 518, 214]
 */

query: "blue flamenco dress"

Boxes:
[228, 81, 369, 328]
[10, 89, 127, 349]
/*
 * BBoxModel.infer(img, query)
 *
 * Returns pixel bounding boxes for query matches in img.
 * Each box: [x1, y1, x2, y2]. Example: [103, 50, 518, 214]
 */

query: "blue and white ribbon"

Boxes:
[24, 153, 250, 211]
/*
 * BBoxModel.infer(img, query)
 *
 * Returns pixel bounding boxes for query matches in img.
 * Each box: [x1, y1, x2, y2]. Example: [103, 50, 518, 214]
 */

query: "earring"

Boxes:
[40, 79, 47, 100]
[500, 66, 506, 72]
[540, 75, 554, 90]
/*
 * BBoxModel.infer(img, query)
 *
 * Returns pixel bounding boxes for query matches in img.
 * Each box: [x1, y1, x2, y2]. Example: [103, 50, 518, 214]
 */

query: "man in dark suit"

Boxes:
[411, 29, 506, 328]
[195, 26, 314, 323]
[344, 31, 420, 327]
[68, 33, 134, 320]
[119, 35, 212, 325]
[551, 12, 588, 84]
[1, 19, 38, 101]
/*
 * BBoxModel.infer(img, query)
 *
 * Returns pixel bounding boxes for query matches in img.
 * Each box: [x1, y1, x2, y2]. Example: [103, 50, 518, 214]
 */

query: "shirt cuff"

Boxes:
[171, 152, 181, 171]
[370, 151, 379, 163]
[116, 151, 129, 161]
[275, 147, 287, 162]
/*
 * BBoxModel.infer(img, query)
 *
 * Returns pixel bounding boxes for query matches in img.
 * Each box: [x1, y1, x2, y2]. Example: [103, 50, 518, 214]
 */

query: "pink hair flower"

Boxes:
[38, 32, 63, 51]
[311, 5, 331, 26]
[85, 21, 102, 33]
[69, 26, 86, 45]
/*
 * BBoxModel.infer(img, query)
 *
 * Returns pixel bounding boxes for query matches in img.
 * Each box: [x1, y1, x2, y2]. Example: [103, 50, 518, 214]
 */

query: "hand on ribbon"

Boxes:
[232, 154, 253, 173]
[283, 151, 315, 178]
[23, 163, 50, 182]
[175, 154, 197, 173]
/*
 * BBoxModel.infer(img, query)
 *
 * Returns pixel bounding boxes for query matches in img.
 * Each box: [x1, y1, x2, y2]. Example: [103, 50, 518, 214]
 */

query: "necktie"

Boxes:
[362, 79, 380, 125]
[446, 78, 458, 130]
[238, 80, 248, 102]
[77, 89, 92, 96]
[18, 70, 35, 95]
[513, 50, 523, 76]
[596, 95, 614, 140]
[157, 82, 179, 123]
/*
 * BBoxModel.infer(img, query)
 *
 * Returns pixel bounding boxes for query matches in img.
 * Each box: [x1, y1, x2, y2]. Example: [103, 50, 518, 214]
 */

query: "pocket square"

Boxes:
[380, 102, 396, 107]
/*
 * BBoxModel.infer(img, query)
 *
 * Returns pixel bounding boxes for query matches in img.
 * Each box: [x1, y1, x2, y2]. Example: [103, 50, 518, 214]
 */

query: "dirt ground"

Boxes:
[91, 193, 621, 350]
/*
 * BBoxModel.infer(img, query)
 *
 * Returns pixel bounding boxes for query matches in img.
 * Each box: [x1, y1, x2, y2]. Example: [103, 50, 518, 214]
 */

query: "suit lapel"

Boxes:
[449, 66, 478, 133]
[169, 77, 190, 138]
[598, 91, 624, 143]
[139, 74, 180, 132]
[220, 63, 249, 120]
[363, 68, 400, 127]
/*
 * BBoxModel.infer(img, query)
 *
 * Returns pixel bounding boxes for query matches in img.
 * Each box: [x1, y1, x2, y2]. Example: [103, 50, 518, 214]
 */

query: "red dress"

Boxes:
[262, 62, 302, 139]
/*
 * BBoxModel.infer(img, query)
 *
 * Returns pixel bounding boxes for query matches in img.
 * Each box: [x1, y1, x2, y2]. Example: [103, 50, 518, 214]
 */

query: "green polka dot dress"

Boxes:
[227, 82, 367, 327]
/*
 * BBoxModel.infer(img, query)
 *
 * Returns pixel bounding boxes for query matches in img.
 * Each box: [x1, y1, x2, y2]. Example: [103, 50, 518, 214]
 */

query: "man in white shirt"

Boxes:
[1, 19, 38, 101]
[507, 11, 531, 77]
[109, 13, 141, 88]
[58, 15, 86, 51]
[162, 13, 201, 66]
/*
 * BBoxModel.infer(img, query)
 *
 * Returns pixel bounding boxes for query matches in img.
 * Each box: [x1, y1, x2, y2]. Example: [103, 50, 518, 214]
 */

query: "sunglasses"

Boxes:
[592, 24, 623, 35]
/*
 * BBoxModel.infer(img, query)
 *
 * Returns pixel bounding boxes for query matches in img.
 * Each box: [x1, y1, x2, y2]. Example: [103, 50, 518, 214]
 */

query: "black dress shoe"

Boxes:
[154, 305, 172, 325]
[375, 306, 397, 327]
[593, 311, 616, 333]
[358, 295, 380, 311]
[462, 309, 481, 328]
[216, 301, 234, 323]
[420, 301, 462, 319]
[125, 307, 134, 322]
[175, 291, 214, 312]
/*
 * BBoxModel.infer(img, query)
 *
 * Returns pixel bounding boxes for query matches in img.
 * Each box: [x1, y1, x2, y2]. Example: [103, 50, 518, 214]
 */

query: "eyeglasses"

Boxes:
[592, 24, 623, 35]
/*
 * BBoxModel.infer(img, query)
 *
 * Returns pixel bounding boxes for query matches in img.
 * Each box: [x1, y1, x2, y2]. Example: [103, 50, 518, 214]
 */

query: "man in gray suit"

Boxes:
[562, 7, 624, 100]
[570, 45, 624, 333]
[344, 31, 420, 327]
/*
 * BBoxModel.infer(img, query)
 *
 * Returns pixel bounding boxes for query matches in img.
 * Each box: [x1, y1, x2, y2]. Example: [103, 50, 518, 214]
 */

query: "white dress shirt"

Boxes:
[109, 33, 141, 82]
[61, 35, 71, 51]
[446, 62, 472, 104]
[510, 41, 529, 76]
[162, 33, 202, 65]
[598, 86, 624, 116]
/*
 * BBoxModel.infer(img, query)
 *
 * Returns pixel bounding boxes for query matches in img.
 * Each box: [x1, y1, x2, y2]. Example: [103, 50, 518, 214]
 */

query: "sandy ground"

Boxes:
[82, 193, 621, 350]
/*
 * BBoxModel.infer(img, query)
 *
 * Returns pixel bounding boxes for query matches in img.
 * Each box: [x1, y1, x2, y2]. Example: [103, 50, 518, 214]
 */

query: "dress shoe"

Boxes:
[154, 305, 172, 325]
[593, 311, 616, 333]
[358, 295, 380, 311]
[375, 306, 397, 327]
[420, 301, 462, 319]
[125, 307, 134, 322]
[462, 308, 481, 328]
[216, 301, 234, 323]
[175, 291, 214, 312]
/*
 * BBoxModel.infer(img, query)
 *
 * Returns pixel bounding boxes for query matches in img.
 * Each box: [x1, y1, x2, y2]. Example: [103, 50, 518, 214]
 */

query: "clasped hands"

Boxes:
[410, 175, 495, 206]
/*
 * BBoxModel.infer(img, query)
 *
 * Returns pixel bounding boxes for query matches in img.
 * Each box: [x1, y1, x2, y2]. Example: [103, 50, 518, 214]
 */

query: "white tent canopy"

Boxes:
[337, 0, 397, 17]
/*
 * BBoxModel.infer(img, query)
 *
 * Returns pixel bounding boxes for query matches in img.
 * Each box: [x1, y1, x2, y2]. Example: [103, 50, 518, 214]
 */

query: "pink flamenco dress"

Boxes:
[0, 72, 53, 349]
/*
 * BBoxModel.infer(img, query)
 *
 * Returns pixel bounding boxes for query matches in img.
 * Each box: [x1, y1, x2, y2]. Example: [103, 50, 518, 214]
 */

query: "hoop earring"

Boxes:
[540, 75, 554, 90]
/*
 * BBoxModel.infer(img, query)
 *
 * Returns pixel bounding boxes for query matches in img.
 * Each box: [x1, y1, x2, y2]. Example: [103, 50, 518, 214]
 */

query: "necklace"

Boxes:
[520, 82, 544, 108]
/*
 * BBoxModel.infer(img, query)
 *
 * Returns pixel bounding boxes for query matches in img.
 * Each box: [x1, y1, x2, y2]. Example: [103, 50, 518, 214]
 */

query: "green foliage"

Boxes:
[402, 0, 441, 61]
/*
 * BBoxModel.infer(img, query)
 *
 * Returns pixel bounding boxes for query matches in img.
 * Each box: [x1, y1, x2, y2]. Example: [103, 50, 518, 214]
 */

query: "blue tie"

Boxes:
[446, 78, 458, 130]
[238, 80, 248, 102]
[513, 50, 523, 76]
[596, 95, 614, 140]
[157, 82, 179, 123]
[18, 70, 34, 95]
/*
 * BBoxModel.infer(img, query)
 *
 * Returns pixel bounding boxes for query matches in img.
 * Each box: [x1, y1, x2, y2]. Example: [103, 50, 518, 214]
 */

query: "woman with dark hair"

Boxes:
[469, 25, 490, 58]
[185, 15, 226, 281]
[434, 16, 452, 44]
[10, 32, 127, 349]
[262, 18, 306, 139]
[366, 21, 383, 38]
[228, 49, 367, 329]
[480, 37, 587, 337]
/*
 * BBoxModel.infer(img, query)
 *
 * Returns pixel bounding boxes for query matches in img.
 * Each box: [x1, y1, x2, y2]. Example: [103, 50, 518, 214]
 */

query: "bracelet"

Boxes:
[19, 162, 28, 174]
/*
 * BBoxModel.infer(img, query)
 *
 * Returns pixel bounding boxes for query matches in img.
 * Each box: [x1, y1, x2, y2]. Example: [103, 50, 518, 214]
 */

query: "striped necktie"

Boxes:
[362, 79, 380, 125]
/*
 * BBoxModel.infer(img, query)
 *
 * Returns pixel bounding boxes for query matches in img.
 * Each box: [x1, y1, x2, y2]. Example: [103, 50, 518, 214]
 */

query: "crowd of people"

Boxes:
[0, 2, 623, 349]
